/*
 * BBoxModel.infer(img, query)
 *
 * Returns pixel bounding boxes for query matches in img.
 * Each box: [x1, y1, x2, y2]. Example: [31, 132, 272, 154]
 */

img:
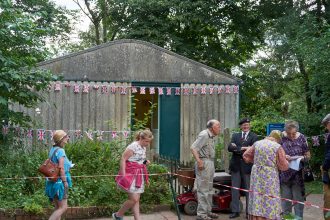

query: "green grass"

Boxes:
[305, 179, 323, 194]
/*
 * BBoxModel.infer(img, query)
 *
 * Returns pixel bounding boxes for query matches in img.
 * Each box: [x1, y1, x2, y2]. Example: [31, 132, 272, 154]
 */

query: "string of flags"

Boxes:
[1, 126, 131, 142]
[311, 133, 329, 146]
[253, 132, 330, 147]
[2, 125, 329, 146]
[49, 81, 239, 95]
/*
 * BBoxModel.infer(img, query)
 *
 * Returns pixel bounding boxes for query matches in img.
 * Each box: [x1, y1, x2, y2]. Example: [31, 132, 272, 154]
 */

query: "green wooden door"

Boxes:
[159, 87, 181, 159]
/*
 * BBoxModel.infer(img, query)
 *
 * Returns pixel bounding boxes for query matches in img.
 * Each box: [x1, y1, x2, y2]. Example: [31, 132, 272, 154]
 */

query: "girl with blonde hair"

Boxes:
[113, 129, 153, 220]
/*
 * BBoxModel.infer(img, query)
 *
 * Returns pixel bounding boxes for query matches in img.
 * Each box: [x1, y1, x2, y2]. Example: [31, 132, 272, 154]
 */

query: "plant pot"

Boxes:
[177, 168, 195, 186]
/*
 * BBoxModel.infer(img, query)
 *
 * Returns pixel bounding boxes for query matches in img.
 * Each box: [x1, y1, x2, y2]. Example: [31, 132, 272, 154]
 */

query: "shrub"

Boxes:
[0, 139, 171, 214]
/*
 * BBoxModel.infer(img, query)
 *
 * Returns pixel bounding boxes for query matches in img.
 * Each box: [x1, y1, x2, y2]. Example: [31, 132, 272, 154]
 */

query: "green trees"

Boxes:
[239, 1, 330, 133]
[71, 0, 265, 71]
[0, 0, 71, 126]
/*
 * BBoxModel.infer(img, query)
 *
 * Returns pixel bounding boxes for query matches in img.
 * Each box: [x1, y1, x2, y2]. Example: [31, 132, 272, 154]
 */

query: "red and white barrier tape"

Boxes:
[0, 173, 169, 181]
[0, 172, 329, 212]
[173, 172, 330, 212]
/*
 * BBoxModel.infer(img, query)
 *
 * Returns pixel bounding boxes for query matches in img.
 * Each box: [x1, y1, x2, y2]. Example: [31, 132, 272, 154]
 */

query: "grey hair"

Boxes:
[285, 120, 299, 131]
[322, 113, 330, 126]
[206, 119, 220, 129]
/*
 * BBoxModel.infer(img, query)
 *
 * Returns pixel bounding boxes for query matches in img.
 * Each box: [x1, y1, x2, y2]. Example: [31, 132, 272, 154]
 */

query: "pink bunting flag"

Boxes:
[49, 130, 54, 140]
[193, 87, 199, 95]
[47, 84, 52, 91]
[209, 87, 214, 95]
[101, 85, 108, 94]
[225, 85, 231, 93]
[150, 87, 155, 94]
[183, 87, 189, 95]
[93, 84, 99, 90]
[75, 130, 82, 138]
[166, 87, 172, 95]
[131, 87, 138, 93]
[85, 131, 93, 140]
[97, 130, 104, 141]
[201, 86, 206, 95]
[37, 129, 45, 141]
[123, 131, 129, 138]
[158, 87, 164, 95]
[120, 87, 127, 95]
[64, 82, 71, 87]
[175, 87, 181, 95]
[140, 87, 146, 94]
[82, 84, 90, 93]
[54, 83, 61, 91]
[73, 84, 80, 93]
[27, 129, 33, 138]
[233, 85, 239, 94]
[217, 85, 224, 94]
[112, 131, 118, 139]
[110, 86, 117, 94]
[312, 136, 320, 146]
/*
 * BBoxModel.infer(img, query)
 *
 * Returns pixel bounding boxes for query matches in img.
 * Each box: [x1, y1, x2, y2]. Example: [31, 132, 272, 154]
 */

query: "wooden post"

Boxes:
[223, 128, 230, 173]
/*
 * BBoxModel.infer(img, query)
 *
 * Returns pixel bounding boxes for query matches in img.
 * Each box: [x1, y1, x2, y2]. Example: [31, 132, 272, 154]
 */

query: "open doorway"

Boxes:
[132, 89, 159, 158]
[131, 83, 181, 160]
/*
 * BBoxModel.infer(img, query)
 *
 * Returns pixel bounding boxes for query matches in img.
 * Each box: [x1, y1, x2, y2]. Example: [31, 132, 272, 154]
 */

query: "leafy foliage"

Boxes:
[0, 0, 72, 126]
[69, 0, 265, 72]
[0, 139, 171, 214]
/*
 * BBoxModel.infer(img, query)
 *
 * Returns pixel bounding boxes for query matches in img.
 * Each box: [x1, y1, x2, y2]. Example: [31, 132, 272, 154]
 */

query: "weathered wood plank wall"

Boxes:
[180, 83, 239, 163]
[11, 81, 131, 142]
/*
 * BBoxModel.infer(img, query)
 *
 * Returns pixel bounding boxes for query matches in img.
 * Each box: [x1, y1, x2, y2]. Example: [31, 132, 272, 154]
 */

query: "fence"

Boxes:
[155, 155, 194, 194]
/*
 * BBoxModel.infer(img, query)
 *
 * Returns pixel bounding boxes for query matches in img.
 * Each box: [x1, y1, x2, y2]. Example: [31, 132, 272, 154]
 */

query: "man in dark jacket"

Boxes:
[228, 118, 258, 219]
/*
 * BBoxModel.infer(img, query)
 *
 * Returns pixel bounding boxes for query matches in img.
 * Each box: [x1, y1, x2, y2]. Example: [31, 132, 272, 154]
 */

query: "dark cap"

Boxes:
[239, 118, 251, 125]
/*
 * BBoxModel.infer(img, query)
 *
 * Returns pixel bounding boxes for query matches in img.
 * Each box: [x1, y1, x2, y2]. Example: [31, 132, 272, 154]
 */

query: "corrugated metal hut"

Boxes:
[16, 39, 241, 162]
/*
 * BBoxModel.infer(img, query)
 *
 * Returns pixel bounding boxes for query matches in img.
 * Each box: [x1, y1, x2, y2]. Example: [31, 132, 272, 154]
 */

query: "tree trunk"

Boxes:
[94, 23, 101, 45]
[101, 0, 108, 43]
[297, 58, 312, 113]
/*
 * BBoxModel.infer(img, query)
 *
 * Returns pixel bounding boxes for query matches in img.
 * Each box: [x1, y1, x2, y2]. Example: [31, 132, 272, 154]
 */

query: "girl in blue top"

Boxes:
[45, 130, 73, 220]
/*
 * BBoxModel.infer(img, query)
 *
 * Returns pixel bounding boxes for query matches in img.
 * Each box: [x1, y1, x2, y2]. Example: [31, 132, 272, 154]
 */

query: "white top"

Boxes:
[242, 131, 250, 140]
[127, 141, 146, 164]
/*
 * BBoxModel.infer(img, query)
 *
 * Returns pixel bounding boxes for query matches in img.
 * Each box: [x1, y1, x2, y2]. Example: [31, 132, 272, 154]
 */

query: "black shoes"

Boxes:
[229, 212, 240, 218]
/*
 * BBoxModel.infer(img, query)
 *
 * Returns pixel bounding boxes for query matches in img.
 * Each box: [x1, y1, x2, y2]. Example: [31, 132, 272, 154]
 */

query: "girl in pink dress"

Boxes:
[113, 129, 153, 220]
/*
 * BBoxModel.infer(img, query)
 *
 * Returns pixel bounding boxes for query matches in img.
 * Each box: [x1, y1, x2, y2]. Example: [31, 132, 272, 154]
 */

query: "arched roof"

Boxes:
[39, 39, 241, 84]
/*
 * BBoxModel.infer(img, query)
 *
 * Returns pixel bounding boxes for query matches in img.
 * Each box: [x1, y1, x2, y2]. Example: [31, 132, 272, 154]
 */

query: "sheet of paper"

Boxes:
[289, 157, 303, 171]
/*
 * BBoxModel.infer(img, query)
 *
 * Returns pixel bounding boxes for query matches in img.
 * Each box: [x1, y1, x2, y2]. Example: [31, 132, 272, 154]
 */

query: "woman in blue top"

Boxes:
[45, 130, 73, 220]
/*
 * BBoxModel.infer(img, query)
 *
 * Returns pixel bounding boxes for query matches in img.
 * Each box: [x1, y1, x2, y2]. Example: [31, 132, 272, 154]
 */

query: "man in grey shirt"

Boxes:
[191, 119, 221, 220]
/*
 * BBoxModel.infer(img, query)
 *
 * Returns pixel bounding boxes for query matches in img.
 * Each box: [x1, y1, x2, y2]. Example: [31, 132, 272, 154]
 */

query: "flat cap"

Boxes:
[239, 118, 251, 125]
[322, 113, 330, 126]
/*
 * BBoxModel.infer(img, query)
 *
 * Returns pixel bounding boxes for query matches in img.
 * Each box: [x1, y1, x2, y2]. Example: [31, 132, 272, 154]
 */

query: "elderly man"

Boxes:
[228, 118, 258, 219]
[191, 119, 221, 220]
